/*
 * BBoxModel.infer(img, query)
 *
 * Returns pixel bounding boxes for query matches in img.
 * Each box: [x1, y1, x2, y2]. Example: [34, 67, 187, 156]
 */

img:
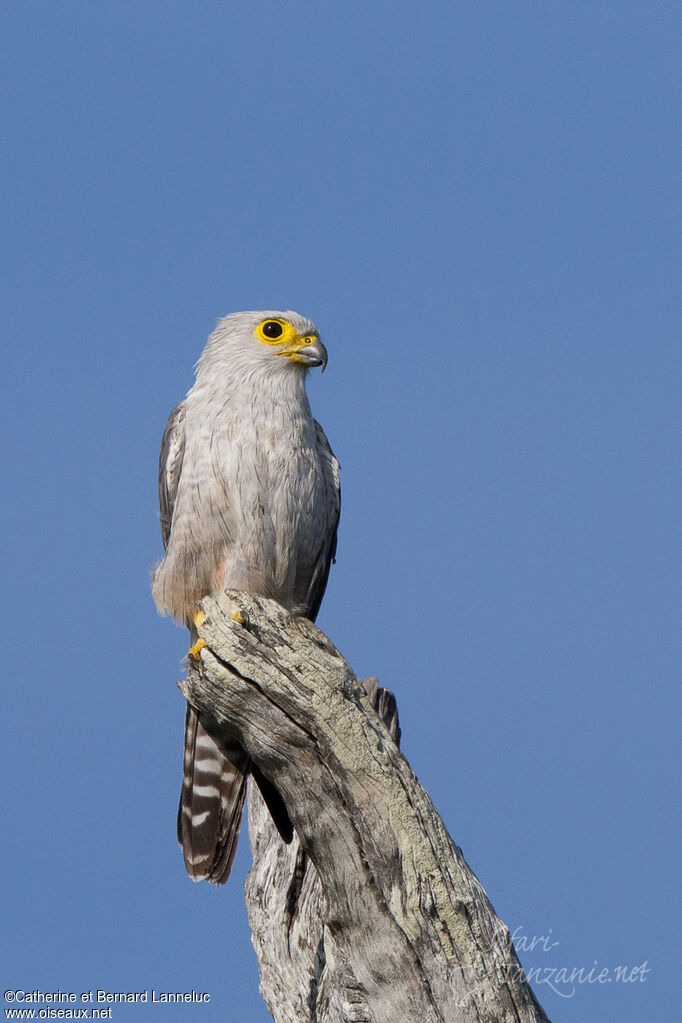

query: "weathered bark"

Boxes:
[180, 590, 550, 1023]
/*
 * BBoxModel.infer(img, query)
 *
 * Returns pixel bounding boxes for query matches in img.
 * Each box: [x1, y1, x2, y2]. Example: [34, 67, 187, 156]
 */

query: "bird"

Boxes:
[152, 310, 340, 885]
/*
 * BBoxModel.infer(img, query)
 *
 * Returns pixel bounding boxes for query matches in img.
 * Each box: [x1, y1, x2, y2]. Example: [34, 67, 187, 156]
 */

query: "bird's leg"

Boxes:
[188, 610, 207, 659]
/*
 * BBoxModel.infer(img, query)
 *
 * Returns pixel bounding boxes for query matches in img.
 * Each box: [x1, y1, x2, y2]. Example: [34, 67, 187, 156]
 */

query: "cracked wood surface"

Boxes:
[179, 590, 550, 1023]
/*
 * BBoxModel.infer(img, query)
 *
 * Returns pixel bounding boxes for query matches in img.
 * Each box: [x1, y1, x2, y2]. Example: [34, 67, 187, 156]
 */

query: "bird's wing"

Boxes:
[158, 401, 186, 550]
[159, 401, 249, 885]
[304, 419, 341, 623]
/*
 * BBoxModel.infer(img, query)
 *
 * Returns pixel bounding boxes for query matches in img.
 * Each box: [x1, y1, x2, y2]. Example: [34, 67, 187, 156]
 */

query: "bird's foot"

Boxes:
[188, 638, 206, 659]
[189, 610, 207, 658]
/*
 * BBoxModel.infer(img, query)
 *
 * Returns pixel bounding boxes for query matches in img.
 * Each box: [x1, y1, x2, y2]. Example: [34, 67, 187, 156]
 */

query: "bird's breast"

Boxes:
[206, 410, 327, 610]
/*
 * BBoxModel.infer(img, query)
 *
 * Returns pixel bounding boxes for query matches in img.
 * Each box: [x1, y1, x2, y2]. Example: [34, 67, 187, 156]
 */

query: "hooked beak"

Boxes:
[280, 337, 328, 371]
[297, 337, 328, 371]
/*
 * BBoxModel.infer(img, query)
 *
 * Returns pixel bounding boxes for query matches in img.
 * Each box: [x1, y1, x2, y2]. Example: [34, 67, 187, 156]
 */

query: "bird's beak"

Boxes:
[297, 338, 328, 371]
[279, 337, 328, 371]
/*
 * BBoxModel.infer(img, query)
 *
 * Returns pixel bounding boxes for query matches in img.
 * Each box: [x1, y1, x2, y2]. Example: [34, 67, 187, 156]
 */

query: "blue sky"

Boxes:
[1, 2, 679, 1020]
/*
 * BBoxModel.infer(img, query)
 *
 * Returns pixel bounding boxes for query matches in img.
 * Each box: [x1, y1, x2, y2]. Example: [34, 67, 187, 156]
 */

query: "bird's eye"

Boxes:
[262, 320, 283, 339]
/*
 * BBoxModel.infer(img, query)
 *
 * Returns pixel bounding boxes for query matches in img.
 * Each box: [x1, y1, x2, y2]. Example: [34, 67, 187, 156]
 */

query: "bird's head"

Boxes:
[197, 310, 328, 379]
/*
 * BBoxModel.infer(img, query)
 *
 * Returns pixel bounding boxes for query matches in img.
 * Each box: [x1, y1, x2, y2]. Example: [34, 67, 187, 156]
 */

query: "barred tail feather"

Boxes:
[177, 705, 248, 885]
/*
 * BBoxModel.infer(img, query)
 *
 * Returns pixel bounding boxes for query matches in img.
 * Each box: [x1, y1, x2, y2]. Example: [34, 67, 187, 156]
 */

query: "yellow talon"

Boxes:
[231, 610, 245, 625]
[193, 611, 206, 628]
[188, 638, 206, 659]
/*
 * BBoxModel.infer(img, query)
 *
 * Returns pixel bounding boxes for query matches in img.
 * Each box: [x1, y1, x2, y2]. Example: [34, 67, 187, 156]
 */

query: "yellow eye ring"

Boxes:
[255, 318, 294, 344]
[259, 320, 283, 340]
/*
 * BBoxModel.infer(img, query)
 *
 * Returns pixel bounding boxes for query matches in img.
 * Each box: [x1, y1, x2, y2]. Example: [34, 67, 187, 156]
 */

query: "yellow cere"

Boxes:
[254, 318, 318, 359]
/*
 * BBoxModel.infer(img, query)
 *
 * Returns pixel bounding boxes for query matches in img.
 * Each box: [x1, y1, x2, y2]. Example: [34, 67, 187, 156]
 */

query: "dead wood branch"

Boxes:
[179, 590, 550, 1023]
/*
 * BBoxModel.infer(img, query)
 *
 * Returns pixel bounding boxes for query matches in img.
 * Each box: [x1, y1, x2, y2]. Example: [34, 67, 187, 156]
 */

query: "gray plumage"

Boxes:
[153, 310, 340, 884]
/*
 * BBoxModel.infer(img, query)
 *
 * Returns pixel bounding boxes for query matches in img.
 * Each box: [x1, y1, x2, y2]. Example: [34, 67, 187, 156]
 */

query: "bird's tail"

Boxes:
[177, 705, 248, 885]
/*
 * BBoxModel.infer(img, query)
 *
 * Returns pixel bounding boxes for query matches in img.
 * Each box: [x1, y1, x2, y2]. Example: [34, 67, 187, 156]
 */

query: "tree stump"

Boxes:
[180, 590, 550, 1023]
